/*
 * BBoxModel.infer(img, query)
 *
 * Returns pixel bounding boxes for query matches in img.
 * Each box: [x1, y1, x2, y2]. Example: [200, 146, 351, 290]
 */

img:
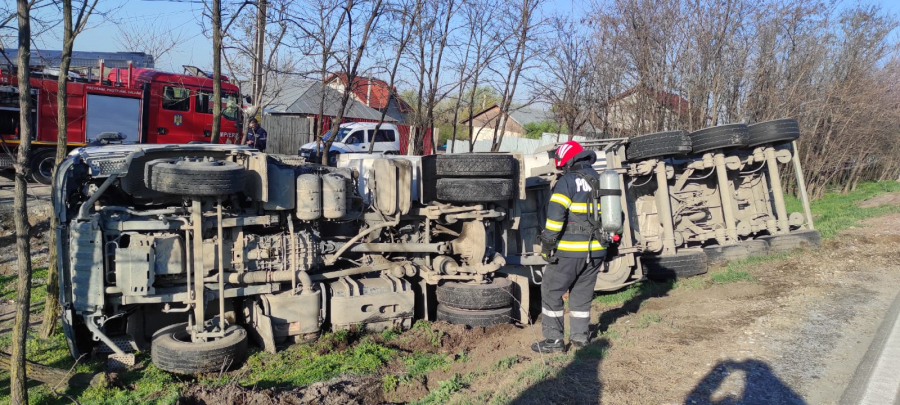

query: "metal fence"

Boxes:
[261, 115, 314, 155]
[446, 133, 588, 154]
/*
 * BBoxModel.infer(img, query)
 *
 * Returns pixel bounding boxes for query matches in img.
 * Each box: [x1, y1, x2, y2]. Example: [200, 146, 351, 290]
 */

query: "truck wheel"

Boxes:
[30, 148, 57, 185]
[642, 250, 708, 280]
[625, 131, 692, 161]
[433, 154, 517, 177]
[688, 124, 750, 153]
[436, 304, 513, 327]
[704, 240, 769, 264]
[748, 118, 800, 147]
[435, 178, 515, 202]
[151, 322, 248, 374]
[145, 158, 246, 197]
[758, 230, 821, 254]
[436, 278, 513, 310]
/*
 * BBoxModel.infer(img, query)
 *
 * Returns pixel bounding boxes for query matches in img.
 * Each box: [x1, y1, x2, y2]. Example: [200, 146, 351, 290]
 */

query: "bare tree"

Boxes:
[115, 16, 188, 67]
[210, 0, 223, 143]
[11, 0, 34, 402]
[533, 16, 592, 140]
[40, 0, 99, 339]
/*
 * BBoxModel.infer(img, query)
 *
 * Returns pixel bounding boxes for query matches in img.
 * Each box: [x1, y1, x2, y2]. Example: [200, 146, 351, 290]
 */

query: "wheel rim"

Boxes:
[37, 156, 54, 179]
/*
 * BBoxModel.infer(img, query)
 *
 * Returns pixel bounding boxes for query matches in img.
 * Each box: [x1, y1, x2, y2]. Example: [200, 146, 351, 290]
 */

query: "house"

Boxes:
[263, 80, 396, 122]
[460, 105, 555, 140]
[598, 85, 694, 134]
[325, 74, 413, 123]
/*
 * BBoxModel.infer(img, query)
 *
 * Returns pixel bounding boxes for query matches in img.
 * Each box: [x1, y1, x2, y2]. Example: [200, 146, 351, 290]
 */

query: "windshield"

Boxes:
[196, 90, 240, 121]
[322, 127, 354, 142]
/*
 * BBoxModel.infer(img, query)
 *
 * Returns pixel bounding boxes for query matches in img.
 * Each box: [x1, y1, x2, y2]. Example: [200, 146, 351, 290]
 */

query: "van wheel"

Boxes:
[436, 278, 513, 310]
[145, 157, 246, 197]
[642, 251, 708, 280]
[151, 322, 248, 374]
[625, 131, 693, 161]
[436, 304, 513, 327]
[688, 124, 750, 153]
[328, 152, 340, 166]
[30, 148, 57, 185]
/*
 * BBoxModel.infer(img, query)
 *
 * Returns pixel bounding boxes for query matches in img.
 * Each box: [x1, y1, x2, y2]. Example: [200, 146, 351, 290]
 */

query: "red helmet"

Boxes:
[554, 141, 584, 168]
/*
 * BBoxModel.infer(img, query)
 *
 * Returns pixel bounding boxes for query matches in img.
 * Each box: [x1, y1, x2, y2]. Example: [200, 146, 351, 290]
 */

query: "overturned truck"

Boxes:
[54, 119, 817, 373]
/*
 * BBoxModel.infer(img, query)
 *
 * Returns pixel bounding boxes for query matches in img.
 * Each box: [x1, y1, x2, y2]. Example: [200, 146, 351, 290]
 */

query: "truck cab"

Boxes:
[299, 122, 400, 165]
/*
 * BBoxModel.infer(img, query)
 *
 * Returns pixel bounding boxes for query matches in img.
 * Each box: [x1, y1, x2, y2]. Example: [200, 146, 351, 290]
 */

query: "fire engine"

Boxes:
[0, 63, 242, 184]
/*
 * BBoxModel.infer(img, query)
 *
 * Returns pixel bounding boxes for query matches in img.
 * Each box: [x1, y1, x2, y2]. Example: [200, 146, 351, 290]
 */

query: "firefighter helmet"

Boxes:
[554, 140, 584, 168]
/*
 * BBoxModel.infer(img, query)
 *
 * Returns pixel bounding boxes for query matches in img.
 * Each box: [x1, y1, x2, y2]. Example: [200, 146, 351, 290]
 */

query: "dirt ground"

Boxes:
[3, 183, 900, 404]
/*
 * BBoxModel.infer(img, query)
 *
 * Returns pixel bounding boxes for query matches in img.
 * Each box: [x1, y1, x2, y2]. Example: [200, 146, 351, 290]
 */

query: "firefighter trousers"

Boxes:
[541, 255, 604, 341]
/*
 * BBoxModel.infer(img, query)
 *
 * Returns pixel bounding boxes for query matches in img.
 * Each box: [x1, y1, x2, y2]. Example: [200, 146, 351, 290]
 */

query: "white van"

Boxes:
[299, 122, 401, 165]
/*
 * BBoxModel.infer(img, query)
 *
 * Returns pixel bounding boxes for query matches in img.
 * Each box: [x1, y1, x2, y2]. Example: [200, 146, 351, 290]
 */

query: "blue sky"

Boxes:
[35, 0, 900, 80]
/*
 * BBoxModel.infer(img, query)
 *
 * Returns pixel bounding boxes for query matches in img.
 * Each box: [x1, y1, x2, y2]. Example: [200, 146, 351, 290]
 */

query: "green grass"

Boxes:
[593, 280, 673, 306]
[1, 267, 48, 301]
[632, 312, 662, 329]
[786, 181, 900, 239]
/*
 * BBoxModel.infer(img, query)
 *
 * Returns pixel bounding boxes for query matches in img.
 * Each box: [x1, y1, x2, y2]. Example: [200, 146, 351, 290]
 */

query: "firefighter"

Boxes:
[533, 140, 606, 353]
[246, 118, 268, 151]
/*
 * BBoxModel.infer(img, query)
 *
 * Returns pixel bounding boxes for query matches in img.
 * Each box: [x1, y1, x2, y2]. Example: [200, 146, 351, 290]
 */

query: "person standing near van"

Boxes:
[246, 118, 267, 151]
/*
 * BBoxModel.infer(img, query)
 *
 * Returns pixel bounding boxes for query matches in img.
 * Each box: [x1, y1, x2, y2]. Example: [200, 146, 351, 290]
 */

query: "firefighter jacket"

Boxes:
[541, 150, 606, 259]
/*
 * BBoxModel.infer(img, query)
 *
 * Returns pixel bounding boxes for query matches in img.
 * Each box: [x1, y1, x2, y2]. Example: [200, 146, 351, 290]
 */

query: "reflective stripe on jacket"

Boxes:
[541, 153, 605, 258]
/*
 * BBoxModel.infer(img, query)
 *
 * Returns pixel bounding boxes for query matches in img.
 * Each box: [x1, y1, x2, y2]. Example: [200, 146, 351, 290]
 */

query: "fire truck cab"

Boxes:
[0, 65, 242, 184]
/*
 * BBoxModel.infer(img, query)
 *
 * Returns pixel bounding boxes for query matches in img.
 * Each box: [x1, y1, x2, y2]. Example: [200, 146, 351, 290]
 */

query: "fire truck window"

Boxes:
[86, 94, 141, 143]
[162, 86, 190, 111]
[374, 129, 395, 143]
[196, 91, 239, 121]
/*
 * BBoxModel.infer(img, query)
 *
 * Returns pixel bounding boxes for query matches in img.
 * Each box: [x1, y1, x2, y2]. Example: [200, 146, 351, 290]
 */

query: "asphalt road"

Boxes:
[843, 290, 900, 405]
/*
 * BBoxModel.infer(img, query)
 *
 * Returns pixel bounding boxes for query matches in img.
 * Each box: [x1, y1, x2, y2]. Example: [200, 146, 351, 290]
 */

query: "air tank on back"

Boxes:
[599, 169, 623, 233]
[322, 173, 347, 219]
[296, 174, 322, 220]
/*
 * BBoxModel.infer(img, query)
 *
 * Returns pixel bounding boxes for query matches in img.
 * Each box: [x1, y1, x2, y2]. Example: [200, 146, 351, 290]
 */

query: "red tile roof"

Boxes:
[605, 85, 693, 116]
[326, 73, 413, 112]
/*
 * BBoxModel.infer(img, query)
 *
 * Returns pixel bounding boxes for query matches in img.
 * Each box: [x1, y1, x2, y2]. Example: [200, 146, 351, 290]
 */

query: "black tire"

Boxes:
[642, 251, 708, 280]
[688, 124, 750, 153]
[151, 322, 248, 374]
[434, 154, 517, 177]
[748, 119, 800, 147]
[704, 240, 769, 264]
[436, 278, 513, 310]
[30, 148, 57, 185]
[435, 178, 515, 202]
[625, 131, 693, 161]
[759, 230, 821, 254]
[436, 304, 513, 327]
[145, 158, 246, 197]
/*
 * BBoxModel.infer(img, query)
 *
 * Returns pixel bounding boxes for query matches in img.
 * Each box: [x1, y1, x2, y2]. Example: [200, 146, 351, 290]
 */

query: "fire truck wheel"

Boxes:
[151, 322, 248, 375]
[30, 148, 57, 185]
[145, 158, 246, 197]
[703, 240, 770, 264]
[436, 304, 513, 327]
[435, 178, 515, 202]
[747, 119, 801, 147]
[758, 229, 821, 254]
[436, 278, 514, 310]
[624, 131, 693, 161]
[688, 124, 750, 153]
[432, 154, 517, 178]
[642, 250, 708, 280]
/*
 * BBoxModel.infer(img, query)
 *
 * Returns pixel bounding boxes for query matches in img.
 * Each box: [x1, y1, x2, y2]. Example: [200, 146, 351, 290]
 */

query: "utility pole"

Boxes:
[252, 0, 267, 103]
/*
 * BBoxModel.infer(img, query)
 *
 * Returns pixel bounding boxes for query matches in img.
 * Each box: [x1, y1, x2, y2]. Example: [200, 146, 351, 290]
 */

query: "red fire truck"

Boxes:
[0, 64, 242, 184]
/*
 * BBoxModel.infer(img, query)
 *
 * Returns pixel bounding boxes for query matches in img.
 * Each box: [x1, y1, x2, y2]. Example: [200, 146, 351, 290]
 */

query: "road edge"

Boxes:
[841, 289, 900, 405]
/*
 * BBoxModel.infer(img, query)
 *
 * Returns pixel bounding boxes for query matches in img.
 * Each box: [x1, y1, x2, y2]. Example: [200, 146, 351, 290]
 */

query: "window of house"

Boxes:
[162, 86, 190, 111]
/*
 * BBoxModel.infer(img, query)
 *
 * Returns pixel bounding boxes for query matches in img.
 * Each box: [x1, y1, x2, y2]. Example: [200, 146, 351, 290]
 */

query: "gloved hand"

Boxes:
[611, 234, 621, 243]
[540, 237, 557, 264]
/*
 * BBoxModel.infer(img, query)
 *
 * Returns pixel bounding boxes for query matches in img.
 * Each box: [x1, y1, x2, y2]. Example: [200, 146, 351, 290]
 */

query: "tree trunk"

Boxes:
[0, 352, 93, 388]
[210, 0, 222, 144]
[12, 1, 34, 402]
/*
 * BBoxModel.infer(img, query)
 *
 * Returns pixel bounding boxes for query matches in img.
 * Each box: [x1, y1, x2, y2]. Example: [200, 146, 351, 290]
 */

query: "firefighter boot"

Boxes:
[531, 339, 567, 353]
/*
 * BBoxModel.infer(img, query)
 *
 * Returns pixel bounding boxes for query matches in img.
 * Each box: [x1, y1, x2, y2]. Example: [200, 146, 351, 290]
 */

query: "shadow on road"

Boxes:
[509, 280, 676, 405]
[684, 359, 806, 405]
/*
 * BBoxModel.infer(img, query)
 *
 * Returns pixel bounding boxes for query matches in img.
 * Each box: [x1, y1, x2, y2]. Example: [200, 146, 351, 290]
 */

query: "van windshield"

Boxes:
[322, 127, 354, 142]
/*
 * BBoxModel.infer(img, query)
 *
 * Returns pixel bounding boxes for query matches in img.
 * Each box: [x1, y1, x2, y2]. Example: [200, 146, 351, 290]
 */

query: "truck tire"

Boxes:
[436, 304, 513, 327]
[704, 240, 769, 264]
[145, 158, 246, 197]
[434, 154, 517, 177]
[759, 230, 821, 254]
[151, 322, 248, 374]
[436, 278, 513, 310]
[625, 131, 693, 161]
[688, 124, 750, 153]
[435, 178, 515, 202]
[642, 251, 708, 280]
[30, 148, 57, 185]
[748, 118, 800, 146]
